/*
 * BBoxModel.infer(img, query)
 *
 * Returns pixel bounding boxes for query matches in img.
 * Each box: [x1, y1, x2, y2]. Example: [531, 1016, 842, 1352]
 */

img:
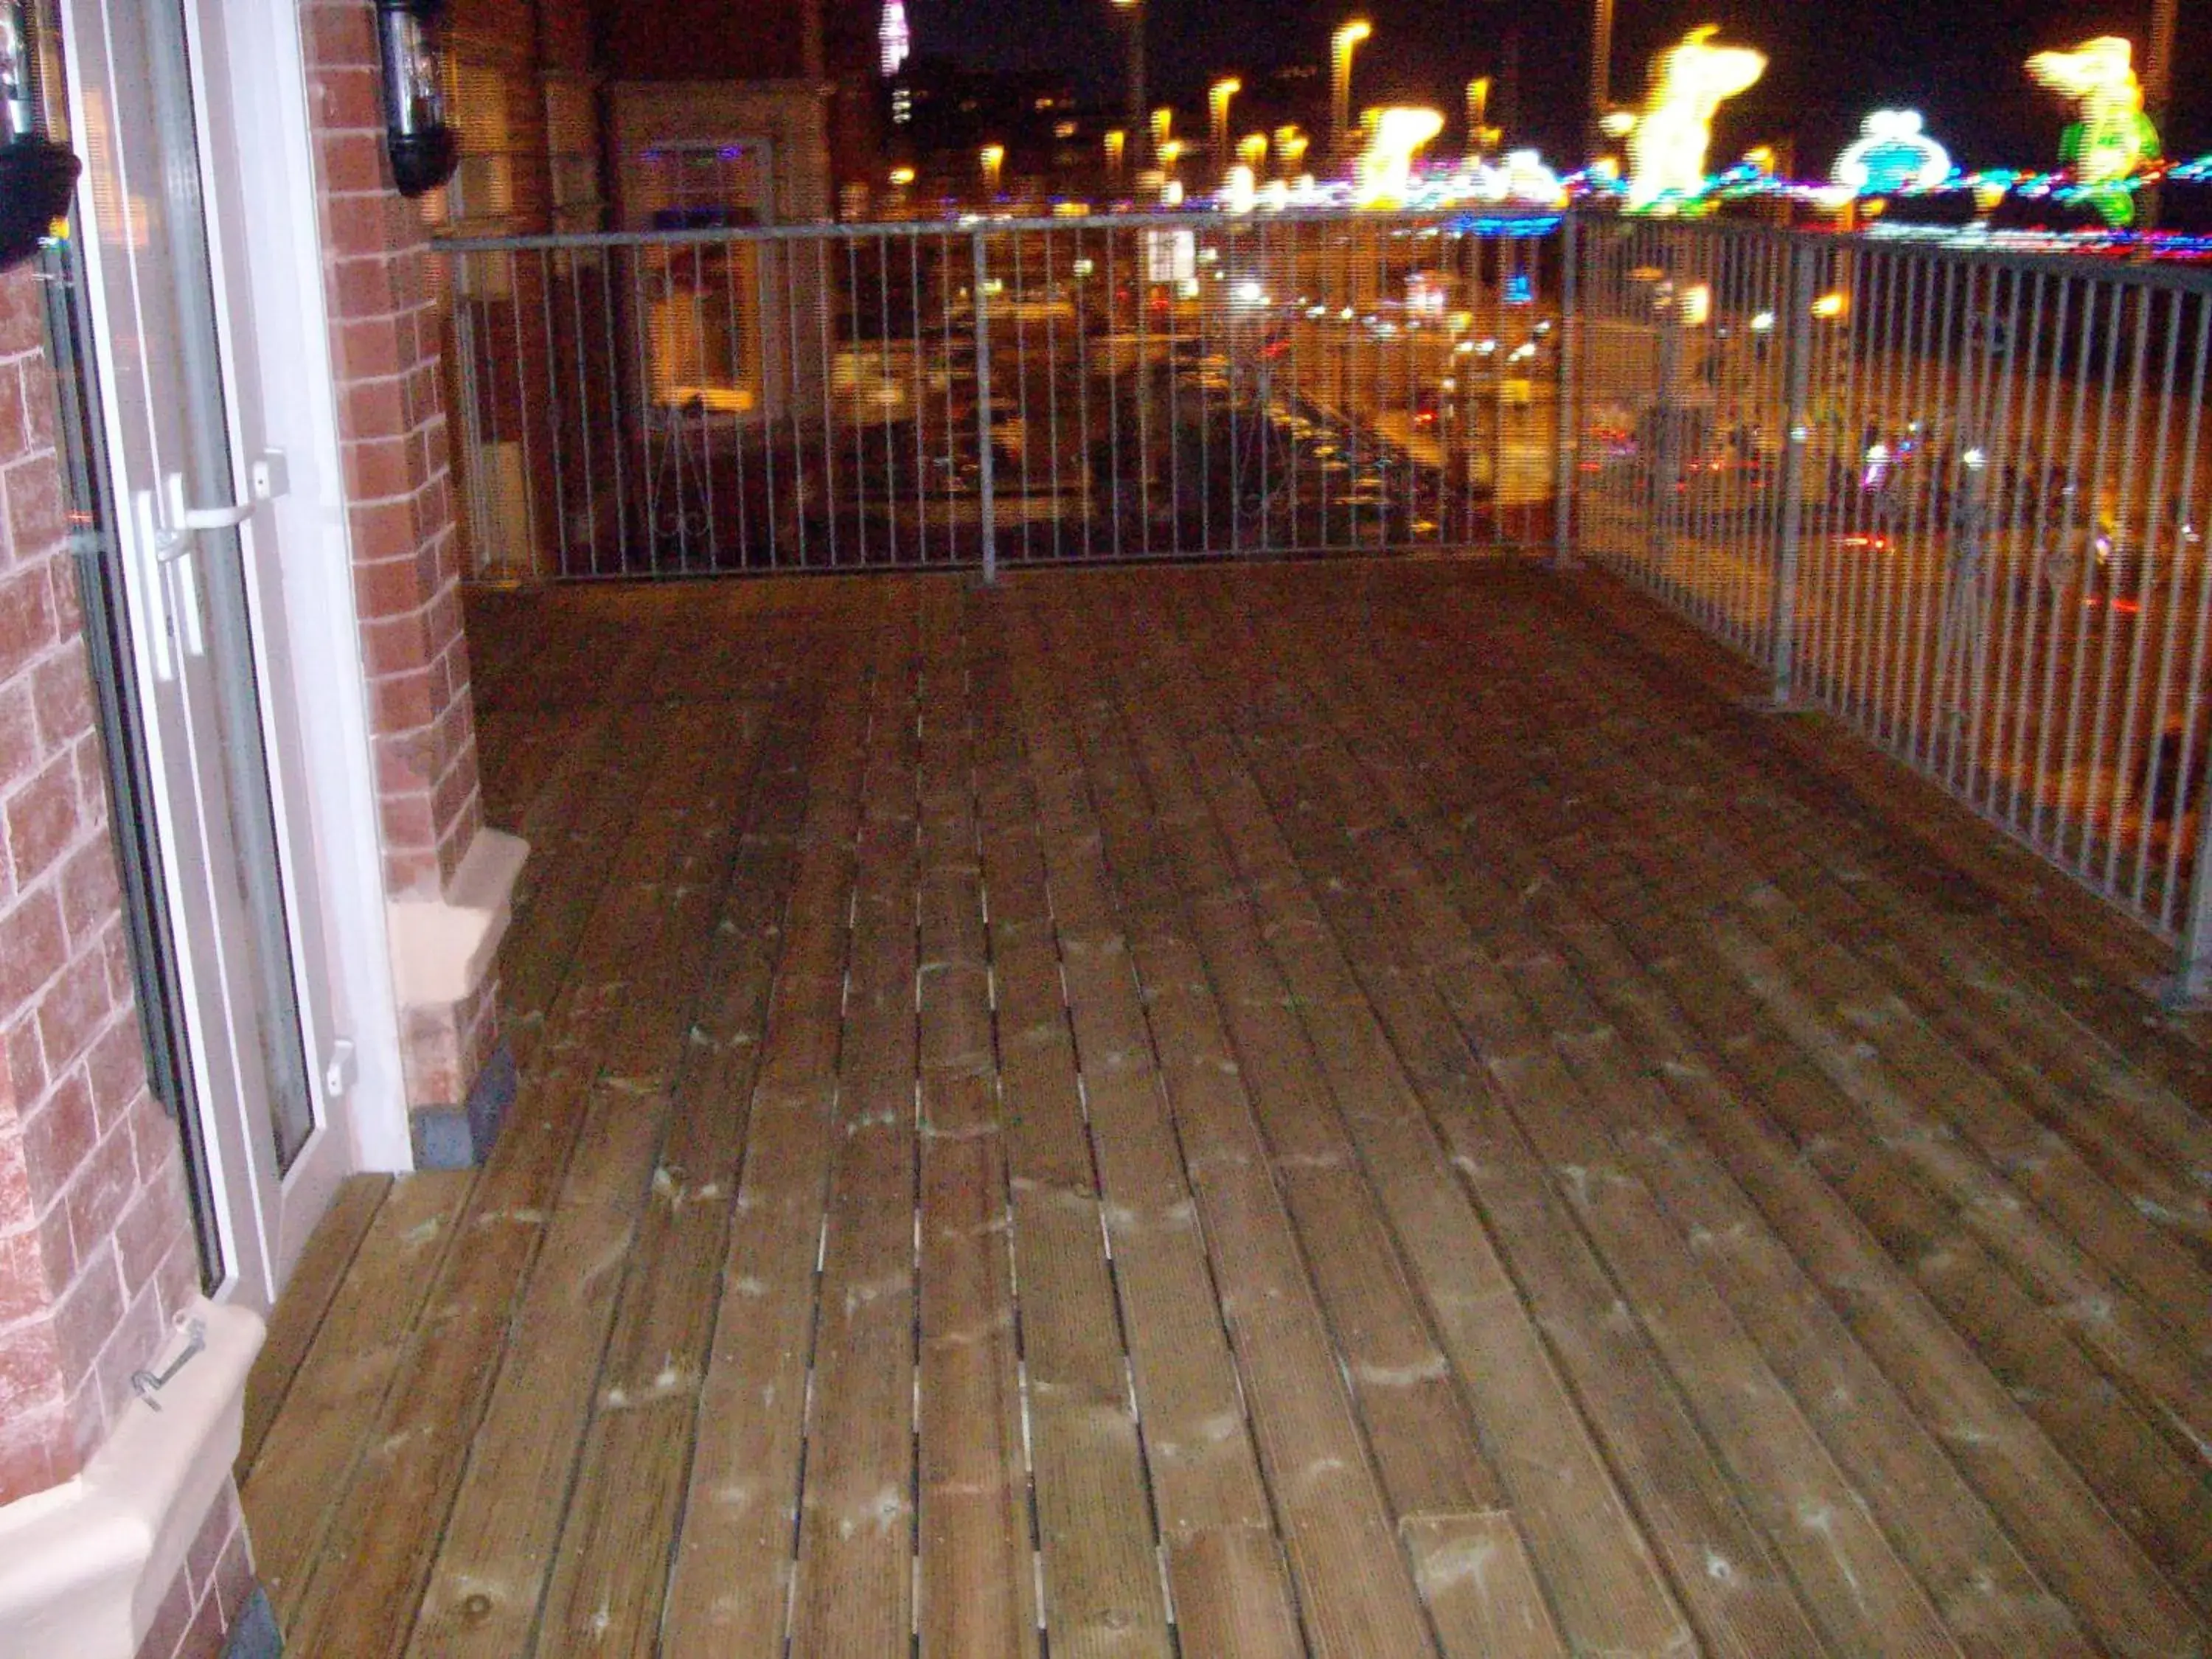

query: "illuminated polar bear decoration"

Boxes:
[1623, 27, 1767, 211]
[1832, 109, 1954, 195]
[1355, 107, 1445, 209]
[2025, 36, 2160, 226]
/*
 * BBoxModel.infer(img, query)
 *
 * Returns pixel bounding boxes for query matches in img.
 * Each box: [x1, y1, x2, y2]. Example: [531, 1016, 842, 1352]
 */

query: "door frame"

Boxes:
[59, 0, 411, 1302]
[195, 0, 409, 1175]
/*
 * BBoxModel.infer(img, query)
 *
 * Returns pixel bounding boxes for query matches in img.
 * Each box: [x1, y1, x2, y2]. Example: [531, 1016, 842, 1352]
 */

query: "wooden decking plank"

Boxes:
[1312, 571, 2204, 1658]
[919, 1133, 1038, 1658]
[1711, 895, 2212, 1454]
[1546, 619, 2212, 1262]
[243, 1171, 472, 1618]
[1401, 1512, 1571, 1659]
[496, 701, 683, 1074]
[1734, 860, 2212, 1326]
[239, 1173, 391, 1480]
[915, 588, 1040, 1659]
[1767, 856, 2212, 1259]
[1116, 768, 1498, 1526]
[1694, 913, 2212, 1608]
[289, 712, 758, 1658]
[663, 607, 886, 1652]
[999, 636, 1282, 1554]
[260, 568, 2212, 1656]
[1527, 579, 2212, 1200]
[973, 602, 1199, 1658]
[1137, 577, 1700, 1659]
[1552, 913, 2102, 1658]
[1027, 588, 1439, 1659]
[1119, 703, 1503, 1530]
[1462, 614, 2212, 1616]
[414, 685, 815, 1657]
[979, 836, 1176, 1649]
[787, 611, 924, 1656]
[1158, 578, 1850, 1659]
[1644, 911, 2211, 1649]
[1236, 657, 1969, 1658]
[1554, 563, 2212, 1099]
[1164, 1526, 1307, 1659]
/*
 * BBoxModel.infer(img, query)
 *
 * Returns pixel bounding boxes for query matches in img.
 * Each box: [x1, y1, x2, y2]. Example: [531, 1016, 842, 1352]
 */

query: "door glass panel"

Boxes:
[140, 0, 316, 1171]
[40, 234, 225, 1282]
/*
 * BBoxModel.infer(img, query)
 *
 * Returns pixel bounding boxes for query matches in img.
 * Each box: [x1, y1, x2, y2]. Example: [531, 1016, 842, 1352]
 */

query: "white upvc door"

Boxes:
[58, 0, 381, 1309]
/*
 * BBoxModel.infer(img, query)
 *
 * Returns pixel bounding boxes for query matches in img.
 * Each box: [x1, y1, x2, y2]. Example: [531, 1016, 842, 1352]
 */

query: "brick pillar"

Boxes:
[302, 1, 512, 1154]
[0, 265, 250, 1659]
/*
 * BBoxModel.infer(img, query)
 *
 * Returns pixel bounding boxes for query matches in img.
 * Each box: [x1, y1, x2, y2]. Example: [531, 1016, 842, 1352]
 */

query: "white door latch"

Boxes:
[164, 469, 255, 532]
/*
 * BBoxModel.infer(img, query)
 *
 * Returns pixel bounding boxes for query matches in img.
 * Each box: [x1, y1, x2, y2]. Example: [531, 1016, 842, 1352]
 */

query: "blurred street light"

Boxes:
[1209, 77, 1242, 169]
[1331, 20, 1371, 165]
[1111, 0, 1147, 159]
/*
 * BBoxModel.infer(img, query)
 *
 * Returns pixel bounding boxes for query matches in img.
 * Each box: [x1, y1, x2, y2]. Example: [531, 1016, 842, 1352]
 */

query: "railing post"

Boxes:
[2170, 787, 2212, 1004]
[1765, 236, 1819, 706]
[972, 229, 997, 585]
[1551, 210, 1579, 568]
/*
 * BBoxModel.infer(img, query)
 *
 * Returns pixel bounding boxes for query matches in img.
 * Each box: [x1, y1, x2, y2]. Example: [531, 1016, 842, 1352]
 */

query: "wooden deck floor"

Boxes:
[241, 560, 2212, 1658]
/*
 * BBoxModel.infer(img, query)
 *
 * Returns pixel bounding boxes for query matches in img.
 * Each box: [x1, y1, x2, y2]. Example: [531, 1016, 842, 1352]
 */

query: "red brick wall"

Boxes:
[588, 0, 816, 82]
[0, 266, 203, 1508]
[302, 0, 500, 1112]
[133, 1485, 254, 1659]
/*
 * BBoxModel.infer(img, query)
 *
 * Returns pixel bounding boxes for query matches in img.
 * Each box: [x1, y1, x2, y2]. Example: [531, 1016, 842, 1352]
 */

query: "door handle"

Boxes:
[164, 470, 256, 532]
[148, 475, 214, 663]
[132, 488, 176, 683]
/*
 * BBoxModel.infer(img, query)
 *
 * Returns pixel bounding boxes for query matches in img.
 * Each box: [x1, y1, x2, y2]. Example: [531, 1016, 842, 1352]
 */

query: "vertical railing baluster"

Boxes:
[1551, 211, 1579, 568]
[973, 228, 996, 585]
[1766, 236, 1818, 705]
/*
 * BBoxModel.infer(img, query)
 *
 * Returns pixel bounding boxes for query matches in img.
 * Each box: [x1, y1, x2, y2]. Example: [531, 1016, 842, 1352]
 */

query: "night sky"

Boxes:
[901, 0, 2210, 175]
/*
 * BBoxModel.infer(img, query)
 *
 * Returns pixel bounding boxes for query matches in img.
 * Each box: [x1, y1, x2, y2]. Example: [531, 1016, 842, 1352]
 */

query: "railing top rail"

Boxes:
[433, 202, 2212, 294]
[1577, 210, 2212, 293]
[428, 203, 1565, 254]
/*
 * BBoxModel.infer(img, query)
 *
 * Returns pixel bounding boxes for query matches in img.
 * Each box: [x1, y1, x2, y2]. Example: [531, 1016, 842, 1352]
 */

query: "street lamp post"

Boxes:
[2143, 0, 2177, 229]
[1589, 0, 1614, 159]
[1466, 76, 1490, 164]
[1331, 20, 1371, 167]
[1209, 77, 1242, 172]
[980, 144, 1004, 198]
[2146, 0, 2177, 128]
[1113, 0, 1147, 162]
[1276, 124, 1309, 178]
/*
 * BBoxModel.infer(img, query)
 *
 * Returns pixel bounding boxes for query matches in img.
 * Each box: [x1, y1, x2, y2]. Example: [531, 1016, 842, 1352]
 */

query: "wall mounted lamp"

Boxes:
[375, 0, 459, 198]
[0, 0, 80, 272]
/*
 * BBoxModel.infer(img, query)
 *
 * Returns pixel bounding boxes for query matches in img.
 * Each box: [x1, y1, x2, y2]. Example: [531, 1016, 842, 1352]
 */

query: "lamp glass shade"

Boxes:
[375, 0, 458, 197]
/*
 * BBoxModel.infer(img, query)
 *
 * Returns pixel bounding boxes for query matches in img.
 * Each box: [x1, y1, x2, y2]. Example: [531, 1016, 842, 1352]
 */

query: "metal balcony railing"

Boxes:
[433, 209, 2212, 998]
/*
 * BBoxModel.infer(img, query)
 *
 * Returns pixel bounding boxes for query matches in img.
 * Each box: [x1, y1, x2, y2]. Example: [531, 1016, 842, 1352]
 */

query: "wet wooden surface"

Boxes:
[243, 561, 2212, 1657]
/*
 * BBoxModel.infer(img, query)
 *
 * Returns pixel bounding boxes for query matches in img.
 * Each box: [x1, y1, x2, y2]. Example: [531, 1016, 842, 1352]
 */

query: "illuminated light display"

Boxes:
[1832, 109, 1954, 195]
[1456, 149, 1568, 208]
[1220, 164, 1258, 213]
[2026, 37, 2159, 226]
[878, 0, 910, 77]
[1621, 27, 1767, 212]
[1354, 106, 1444, 208]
